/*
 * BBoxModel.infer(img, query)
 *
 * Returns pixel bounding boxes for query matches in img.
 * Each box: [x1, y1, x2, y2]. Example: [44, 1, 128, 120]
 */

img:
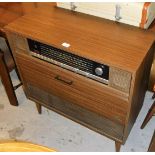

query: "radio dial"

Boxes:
[95, 67, 104, 76]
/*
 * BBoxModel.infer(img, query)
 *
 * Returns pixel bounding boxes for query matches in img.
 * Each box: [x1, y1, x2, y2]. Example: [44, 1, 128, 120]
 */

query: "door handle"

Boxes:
[55, 75, 73, 85]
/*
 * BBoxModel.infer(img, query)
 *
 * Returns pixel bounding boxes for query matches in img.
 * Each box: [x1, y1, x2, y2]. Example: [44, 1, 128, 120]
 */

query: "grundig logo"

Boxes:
[62, 42, 70, 48]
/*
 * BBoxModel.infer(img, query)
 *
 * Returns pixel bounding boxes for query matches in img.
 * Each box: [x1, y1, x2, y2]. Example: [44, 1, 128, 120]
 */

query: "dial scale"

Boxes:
[27, 39, 109, 84]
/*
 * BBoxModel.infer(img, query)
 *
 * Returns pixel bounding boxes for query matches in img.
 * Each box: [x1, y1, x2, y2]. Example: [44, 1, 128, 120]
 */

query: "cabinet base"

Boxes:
[35, 102, 122, 151]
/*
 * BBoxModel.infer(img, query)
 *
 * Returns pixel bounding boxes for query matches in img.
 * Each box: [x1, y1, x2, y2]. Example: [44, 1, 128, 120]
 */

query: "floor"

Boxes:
[0, 70, 155, 152]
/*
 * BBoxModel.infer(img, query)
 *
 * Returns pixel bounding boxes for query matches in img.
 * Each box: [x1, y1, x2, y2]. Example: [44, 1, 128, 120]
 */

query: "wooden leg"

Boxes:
[148, 130, 155, 152]
[152, 92, 155, 99]
[152, 84, 155, 99]
[0, 51, 18, 106]
[115, 141, 121, 152]
[141, 101, 155, 129]
[35, 103, 42, 114]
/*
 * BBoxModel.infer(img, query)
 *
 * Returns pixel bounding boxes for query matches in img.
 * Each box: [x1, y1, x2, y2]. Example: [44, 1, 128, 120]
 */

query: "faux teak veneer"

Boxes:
[5, 7, 155, 151]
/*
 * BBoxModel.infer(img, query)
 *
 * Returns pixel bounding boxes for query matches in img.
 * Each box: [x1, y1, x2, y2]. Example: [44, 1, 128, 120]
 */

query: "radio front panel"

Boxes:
[26, 38, 132, 94]
[10, 34, 131, 94]
[27, 39, 109, 85]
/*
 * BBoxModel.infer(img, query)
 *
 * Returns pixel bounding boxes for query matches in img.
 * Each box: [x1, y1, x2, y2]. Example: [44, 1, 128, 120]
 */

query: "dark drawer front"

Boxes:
[16, 52, 128, 125]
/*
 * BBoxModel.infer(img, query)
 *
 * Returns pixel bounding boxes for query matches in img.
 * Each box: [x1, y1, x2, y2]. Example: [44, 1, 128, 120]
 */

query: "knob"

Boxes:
[95, 67, 103, 76]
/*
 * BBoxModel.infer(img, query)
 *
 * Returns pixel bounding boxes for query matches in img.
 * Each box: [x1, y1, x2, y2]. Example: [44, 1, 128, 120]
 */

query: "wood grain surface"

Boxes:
[4, 7, 155, 73]
[148, 19, 155, 91]
[27, 89, 124, 142]
[16, 51, 128, 125]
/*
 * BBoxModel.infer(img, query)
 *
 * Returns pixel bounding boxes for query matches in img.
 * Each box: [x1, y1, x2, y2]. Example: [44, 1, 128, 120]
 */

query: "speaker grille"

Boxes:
[25, 83, 124, 140]
[26, 83, 51, 104]
[109, 67, 131, 93]
[13, 34, 28, 51]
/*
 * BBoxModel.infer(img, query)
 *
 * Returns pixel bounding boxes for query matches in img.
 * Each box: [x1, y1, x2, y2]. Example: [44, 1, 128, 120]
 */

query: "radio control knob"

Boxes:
[95, 67, 103, 76]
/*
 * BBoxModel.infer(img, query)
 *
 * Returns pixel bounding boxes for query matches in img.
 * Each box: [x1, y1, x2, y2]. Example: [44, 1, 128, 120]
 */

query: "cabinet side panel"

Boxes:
[5, 31, 29, 93]
[148, 52, 155, 91]
[123, 43, 155, 143]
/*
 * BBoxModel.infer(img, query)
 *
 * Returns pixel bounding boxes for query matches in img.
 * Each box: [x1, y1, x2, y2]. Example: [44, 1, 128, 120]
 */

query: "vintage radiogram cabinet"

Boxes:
[5, 7, 155, 151]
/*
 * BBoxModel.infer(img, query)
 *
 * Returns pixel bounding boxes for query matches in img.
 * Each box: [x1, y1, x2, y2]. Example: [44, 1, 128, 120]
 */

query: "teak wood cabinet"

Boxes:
[5, 7, 155, 151]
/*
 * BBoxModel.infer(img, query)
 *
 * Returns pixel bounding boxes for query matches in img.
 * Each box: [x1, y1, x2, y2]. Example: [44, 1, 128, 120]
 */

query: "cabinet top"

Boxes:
[5, 7, 155, 73]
